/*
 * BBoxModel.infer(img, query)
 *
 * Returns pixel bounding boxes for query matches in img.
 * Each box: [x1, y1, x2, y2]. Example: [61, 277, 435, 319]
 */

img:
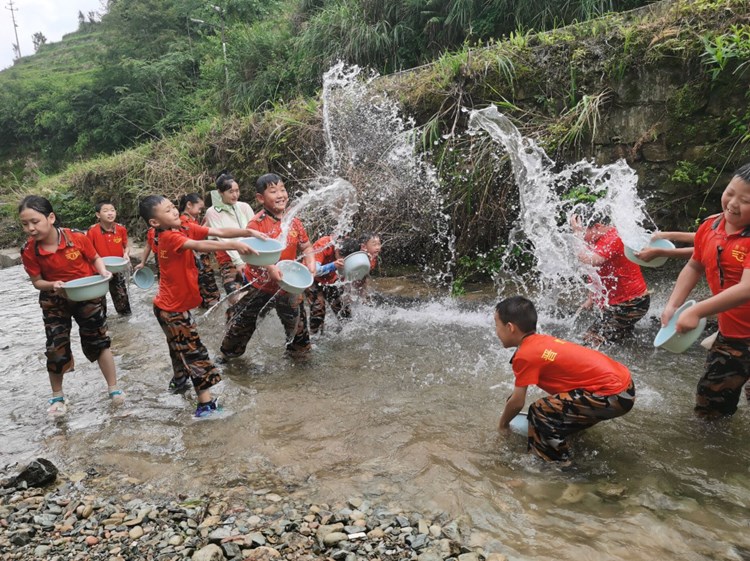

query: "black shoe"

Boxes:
[168, 376, 190, 394]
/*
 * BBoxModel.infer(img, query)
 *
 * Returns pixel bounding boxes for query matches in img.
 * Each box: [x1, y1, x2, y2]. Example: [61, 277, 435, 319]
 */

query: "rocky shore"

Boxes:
[0, 460, 507, 561]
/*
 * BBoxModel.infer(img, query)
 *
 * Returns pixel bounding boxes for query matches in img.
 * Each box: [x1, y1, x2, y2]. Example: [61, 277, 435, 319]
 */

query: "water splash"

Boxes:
[468, 105, 654, 310]
[316, 62, 455, 285]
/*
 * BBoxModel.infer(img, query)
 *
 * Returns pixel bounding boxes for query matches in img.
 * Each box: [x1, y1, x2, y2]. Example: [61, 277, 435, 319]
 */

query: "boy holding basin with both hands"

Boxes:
[138, 195, 266, 418]
[662, 163, 750, 419]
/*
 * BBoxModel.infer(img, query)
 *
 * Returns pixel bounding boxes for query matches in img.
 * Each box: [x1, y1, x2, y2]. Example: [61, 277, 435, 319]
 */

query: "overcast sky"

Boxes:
[1, 0, 105, 70]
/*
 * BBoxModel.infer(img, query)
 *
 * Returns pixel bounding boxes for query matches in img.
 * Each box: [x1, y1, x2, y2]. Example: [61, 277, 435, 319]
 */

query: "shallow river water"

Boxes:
[1, 264, 749, 561]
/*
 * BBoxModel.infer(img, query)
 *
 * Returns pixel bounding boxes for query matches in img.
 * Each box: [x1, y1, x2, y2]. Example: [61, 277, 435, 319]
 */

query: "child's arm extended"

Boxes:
[497, 386, 527, 433]
[134, 245, 151, 272]
[299, 241, 316, 274]
[635, 246, 693, 261]
[676, 268, 750, 332]
[27, 274, 65, 293]
[662, 259, 704, 326]
[206, 226, 268, 240]
[183, 238, 258, 255]
[652, 231, 696, 243]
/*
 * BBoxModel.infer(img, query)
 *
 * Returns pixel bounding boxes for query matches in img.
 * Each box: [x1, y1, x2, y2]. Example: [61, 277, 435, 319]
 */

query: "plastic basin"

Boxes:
[624, 238, 676, 268]
[133, 267, 155, 289]
[239, 237, 284, 266]
[102, 256, 129, 273]
[276, 260, 313, 294]
[63, 275, 111, 302]
[509, 412, 529, 436]
[343, 251, 371, 281]
[654, 300, 707, 353]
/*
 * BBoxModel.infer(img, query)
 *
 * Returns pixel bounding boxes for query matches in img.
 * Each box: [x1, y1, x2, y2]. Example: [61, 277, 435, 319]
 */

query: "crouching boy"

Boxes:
[495, 296, 635, 463]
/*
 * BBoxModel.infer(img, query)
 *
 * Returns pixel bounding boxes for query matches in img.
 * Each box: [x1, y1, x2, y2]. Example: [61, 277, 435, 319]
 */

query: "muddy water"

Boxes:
[1, 264, 749, 560]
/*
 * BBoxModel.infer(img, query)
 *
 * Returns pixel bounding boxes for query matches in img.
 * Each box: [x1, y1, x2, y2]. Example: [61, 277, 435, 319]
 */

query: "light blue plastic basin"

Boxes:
[63, 275, 111, 302]
[276, 260, 313, 294]
[343, 251, 371, 281]
[133, 267, 155, 289]
[623, 238, 676, 268]
[509, 412, 529, 436]
[654, 300, 707, 353]
[239, 237, 284, 266]
[102, 256, 129, 273]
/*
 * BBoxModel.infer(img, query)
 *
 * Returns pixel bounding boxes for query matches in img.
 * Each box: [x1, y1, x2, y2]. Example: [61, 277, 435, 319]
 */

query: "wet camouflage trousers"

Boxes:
[102, 271, 131, 316]
[527, 380, 635, 462]
[153, 305, 221, 393]
[196, 252, 220, 308]
[39, 291, 111, 375]
[219, 261, 244, 296]
[696, 333, 750, 418]
[306, 282, 351, 334]
[220, 289, 311, 358]
[585, 294, 650, 346]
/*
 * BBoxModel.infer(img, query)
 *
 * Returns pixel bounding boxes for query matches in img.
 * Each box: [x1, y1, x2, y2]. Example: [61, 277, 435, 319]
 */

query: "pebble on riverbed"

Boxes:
[0, 460, 506, 560]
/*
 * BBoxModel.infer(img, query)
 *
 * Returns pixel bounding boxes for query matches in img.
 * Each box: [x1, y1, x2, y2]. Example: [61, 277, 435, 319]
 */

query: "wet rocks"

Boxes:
[0, 476, 505, 561]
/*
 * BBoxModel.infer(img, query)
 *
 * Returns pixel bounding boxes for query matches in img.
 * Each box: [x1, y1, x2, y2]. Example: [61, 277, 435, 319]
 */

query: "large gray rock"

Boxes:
[6, 458, 58, 488]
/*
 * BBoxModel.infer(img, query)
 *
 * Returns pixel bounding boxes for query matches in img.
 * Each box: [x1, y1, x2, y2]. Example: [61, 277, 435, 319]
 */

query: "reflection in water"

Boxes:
[1, 265, 749, 560]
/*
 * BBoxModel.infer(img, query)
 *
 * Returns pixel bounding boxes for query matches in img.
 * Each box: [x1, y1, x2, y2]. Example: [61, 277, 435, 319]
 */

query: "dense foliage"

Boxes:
[0, 0, 655, 177]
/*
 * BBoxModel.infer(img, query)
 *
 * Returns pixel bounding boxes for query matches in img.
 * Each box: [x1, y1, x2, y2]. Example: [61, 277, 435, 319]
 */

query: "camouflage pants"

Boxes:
[102, 271, 131, 316]
[528, 380, 635, 462]
[696, 333, 750, 418]
[196, 253, 220, 308]
[585, 294, 650, 346]
[219, 260, 244, 296]
[306, 282, 351, 334]
[220, 288, 311, 358]
[39, 291, 111, 375]
[153, 305, 221, 393]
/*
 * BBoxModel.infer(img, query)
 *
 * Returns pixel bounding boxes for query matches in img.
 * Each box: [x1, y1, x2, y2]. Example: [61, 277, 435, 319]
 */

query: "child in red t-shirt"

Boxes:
[87, 201, 132, 316]
[571, 215, 649, 347]
[19, 195, 123, 416]
[306, 233, 381, 334]
[220, 173, 317, 360]
[662, 163, 750, 418]
[495, 296, 635, 463]
[139, 195, 264, 418]
[178, 193, 220, 308]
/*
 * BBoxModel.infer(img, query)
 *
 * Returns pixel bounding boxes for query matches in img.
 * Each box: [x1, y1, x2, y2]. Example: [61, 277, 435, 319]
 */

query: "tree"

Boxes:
[32, 32, 47, 52]
[78, 10, 86, 28]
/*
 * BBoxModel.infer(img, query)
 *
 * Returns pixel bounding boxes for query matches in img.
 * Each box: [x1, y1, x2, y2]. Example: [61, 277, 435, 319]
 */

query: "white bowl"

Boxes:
[239, 237, 284, 266]
[654, 300, 707, 353]
[102, 256, 129, 273]
[276, 260, 314, 294]
[343, 251, 371, 281]
[624, 239, 676, 268]
[63, 275, 111, 301]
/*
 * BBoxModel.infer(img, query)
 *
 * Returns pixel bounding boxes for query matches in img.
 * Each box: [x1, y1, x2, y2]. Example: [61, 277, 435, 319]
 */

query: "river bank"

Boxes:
[0, 461, 508, 561]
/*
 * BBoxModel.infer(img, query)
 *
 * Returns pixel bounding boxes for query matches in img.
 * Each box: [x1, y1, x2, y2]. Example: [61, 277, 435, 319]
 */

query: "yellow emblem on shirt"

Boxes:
[65, 249, 81, 260]
[113, 236, 122, 244]
[541, 349, 558, 362]
[731, 247, 747, 262]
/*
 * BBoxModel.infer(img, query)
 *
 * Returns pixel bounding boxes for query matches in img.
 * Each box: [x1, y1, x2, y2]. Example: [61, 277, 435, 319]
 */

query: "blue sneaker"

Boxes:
[194, 399, 219, 418]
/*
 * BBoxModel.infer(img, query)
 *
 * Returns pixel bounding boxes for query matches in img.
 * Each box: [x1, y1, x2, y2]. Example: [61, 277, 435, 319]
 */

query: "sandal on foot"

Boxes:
[108, 390, 125, 404]
[47, 396, 67, 416]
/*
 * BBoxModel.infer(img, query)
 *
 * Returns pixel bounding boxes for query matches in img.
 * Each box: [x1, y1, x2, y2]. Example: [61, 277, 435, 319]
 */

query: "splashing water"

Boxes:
[468, 105, 654, 310]
[317, 62, 455, 284]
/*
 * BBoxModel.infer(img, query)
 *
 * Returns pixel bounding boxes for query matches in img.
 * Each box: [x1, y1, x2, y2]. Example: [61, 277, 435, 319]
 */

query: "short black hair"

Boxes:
[95, 201, 114, 213]
[256, 173, 282, 194]
[139, 195, 167, 224]
[734, 162, 750, 183]
[359, 232, 380, 245]
[495, 296, 537, 334]
[215, 170, 236, 192]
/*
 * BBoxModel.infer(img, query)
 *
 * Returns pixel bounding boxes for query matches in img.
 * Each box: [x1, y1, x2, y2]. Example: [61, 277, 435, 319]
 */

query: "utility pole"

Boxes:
[212, 4, 229, 90]
[5, 0, 21, 60]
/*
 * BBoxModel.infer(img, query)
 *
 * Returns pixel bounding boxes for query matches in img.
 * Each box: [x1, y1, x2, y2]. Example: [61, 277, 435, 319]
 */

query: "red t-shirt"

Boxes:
[512, 333, 631, 396]
[243, 210, 310, 294]
[590, 228, 647, 306]
[692, 215, 750, 338]
[86, 223, 128, 258]
[21, 228, 98, 282]
[153, 222, 209, 312]
[313, 236, 339, 285]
